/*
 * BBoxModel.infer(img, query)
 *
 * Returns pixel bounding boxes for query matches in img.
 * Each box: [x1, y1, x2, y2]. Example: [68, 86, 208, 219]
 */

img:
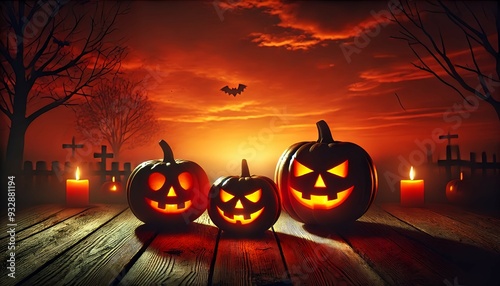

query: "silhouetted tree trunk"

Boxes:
[391, 0, 500, 120]
[0, 1, 127, 171]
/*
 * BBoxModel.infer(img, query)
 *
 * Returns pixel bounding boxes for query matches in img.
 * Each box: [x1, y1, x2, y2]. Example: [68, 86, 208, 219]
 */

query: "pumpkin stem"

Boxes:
[316, 120, 335, 143]
[241, 159, 251, 177]
[159, 140, 175, 162]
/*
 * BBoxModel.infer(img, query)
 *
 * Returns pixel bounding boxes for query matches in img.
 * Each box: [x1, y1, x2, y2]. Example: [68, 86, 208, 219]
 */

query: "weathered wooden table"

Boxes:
[1, 203, 499, 285]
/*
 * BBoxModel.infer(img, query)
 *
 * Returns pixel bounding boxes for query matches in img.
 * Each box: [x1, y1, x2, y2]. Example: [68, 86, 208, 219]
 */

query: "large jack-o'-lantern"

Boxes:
[275, 120, 377, 225]
[127, 140, 210, 226]
[208, 159, 280, 235]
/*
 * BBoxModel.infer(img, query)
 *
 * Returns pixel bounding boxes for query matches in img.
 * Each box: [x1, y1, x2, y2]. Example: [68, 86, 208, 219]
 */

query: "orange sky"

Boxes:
[2, 1, 499, 194]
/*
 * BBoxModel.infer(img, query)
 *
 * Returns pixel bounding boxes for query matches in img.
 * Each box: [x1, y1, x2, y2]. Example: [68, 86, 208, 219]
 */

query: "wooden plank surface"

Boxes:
[1, 202, 499, 285]
[381, 204, 500, 285]
[0, 204, 127, 285]
[426, 203, 500, 241]
[118, 213, 218, 285]
[335, 205, 461, 285]
[22, 208, 153, 285]
[273, 212, 385, 285]
[4, 207, 87, 242]
[0, 204, 67, 239]
[382, 204, 499, 254]
[211, 227, 289, 285]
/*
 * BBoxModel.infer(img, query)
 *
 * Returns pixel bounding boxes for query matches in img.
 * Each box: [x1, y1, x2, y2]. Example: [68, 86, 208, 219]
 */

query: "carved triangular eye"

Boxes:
[245, 189, 262, 203]
[294, 161, 314, 177]
[220, 189, 234, 202]
[149, 172, 166, 191]
[327, 160, 348, 178]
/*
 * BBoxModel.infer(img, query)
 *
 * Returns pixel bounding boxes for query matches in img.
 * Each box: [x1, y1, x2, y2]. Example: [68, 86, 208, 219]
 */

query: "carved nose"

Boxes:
[167, 187, 177, 197]
[235, 199, 244, 209]
[314, 174, 326, 188]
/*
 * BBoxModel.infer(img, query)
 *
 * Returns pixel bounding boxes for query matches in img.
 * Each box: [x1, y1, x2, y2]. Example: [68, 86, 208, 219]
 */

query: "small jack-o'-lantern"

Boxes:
[101, 176, 123, 193]
[127, 140, 210, 226]
[275, 120, 377, 225]
[100, 176, 125, 202]
[208, 159, 280, 235]
[446, 172, 471, 204]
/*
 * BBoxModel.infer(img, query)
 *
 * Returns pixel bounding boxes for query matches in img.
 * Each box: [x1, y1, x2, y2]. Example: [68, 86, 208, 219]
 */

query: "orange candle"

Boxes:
[400, 166, 424, 207]
[66, 167, 89, 206]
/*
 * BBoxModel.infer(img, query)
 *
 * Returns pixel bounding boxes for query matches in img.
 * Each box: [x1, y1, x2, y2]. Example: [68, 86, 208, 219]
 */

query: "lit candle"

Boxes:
[400, 166, 424, 207]
[66, 167, 89, 206]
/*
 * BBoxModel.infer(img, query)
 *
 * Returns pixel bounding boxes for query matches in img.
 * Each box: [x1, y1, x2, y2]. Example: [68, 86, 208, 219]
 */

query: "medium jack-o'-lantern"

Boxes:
[446, 172, 470, 204]
[275, 120, 377, 225]
[208, 159, 280, 235]
[127, 140, 210, 226]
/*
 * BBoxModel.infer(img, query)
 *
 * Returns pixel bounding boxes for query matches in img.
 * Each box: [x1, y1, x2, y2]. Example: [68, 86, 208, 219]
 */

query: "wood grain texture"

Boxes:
[118, 212, 218, 286]
[3, 203, 499, 285]
[382, 204, 500, 254]
[0, 204, 68, 239]
[336, 205, 461, 285]
[6, 207, 87, 242]
[0, 204, 127, 285]
[211, 227, 290, 286]
[22, 208, 153, 285]
[273, 212, 385, 285]
[426, 203, 500, 242]
[381, 203, 500, 285]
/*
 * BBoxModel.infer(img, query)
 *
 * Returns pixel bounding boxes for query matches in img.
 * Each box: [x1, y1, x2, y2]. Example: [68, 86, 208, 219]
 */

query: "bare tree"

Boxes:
[74, 76, 159, 160]
[391, 0, 500, 120]
[0, 1, 127, 171]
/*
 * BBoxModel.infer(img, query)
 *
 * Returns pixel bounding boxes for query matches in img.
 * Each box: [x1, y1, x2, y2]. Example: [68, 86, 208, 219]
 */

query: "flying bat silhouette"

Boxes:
[221, 84, 246, 97]
[53, 37, 70, 47]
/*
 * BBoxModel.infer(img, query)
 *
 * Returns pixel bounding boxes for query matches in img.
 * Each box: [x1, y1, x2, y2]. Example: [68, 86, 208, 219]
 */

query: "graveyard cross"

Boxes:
[62, 136, 84, 158]
[439, 132, 459, 146]
[94, 146, 114, 181]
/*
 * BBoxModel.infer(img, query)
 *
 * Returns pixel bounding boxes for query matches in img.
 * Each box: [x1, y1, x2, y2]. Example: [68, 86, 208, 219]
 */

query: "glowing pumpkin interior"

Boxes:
[146, 171, 193, 214]
[217, 188, 264, 225]
[291, 160, 353, 209]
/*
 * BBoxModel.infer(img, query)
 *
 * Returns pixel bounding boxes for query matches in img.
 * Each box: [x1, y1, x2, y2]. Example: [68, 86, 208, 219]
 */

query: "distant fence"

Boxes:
[19, 160, 133, 205]
[22, 160, 132, 182]
[438, 151, 499, 178]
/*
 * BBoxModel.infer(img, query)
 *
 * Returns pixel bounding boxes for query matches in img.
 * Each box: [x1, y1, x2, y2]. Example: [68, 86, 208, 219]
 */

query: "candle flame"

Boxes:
[409, 166, 415, 180]
[460, 172, 463, 180]
[110, 176, 117, 191]
[75, 167, 80, 181]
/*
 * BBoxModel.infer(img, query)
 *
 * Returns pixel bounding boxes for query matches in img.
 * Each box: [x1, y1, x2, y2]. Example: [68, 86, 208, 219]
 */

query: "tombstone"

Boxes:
[438, 132, 460, 179]
[470, 152, 477, 175]
[94, 145, 114, 183]
[35, 161, 49, 193]
[111, 162, 120, 182]
[52, 161, 64, 183]
[439, 132, 460, 160]
[22, 161, 35, 195]
[482, 152, 487, 175]
[62, 136, 84, 160]
[124, 162, 132, 180]
[493, 154, 498, 174]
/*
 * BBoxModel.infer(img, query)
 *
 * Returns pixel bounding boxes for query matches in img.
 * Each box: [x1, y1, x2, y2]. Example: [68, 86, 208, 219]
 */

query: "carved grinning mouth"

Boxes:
[290, 186, 354, 210]
[216, 206, 264, 225]
[146, 198, 192, 214]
